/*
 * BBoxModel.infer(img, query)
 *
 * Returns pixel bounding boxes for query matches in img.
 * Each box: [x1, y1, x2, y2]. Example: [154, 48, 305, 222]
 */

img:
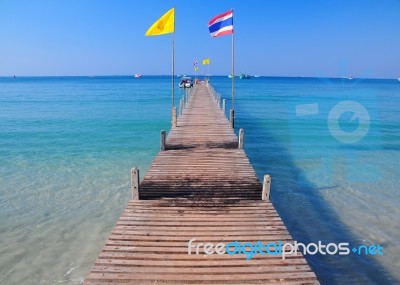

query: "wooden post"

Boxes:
[160, 130, 166, 151]
[222, 99, 226, 114]
[172, 107, 177, 127]
[179, 98, 183, 116]
[238, 128, 244, 149]
[131, 167, 140, 200]
[262, 174, 271, 201]
[230, 109, 234, 128]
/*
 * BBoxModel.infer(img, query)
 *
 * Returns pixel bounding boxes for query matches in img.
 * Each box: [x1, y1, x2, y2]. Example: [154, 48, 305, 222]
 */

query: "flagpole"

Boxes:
[171, 8, 176, 127]
[172, 31, 175, 109]
[230, 9, 235, 128]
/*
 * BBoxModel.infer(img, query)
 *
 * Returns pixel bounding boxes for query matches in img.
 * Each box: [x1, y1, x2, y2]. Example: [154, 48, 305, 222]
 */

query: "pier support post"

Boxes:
[230, 109, 234, 128]
[262, 174, 272, 201]
[131, 167, 140, 200]
[160, 130, 166, 151]
[222, 99, 226, 114]
[179, 99, 184, 116]
[238, 128, 244, 149]
[172, 107, 177, 127]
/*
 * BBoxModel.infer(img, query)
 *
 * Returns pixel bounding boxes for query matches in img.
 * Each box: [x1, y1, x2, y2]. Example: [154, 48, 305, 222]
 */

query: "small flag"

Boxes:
[202, 58, 210, 65]
[208, 10, 233, 37]
[194, 67, 199, 71]
[145, 8, 175, 36]
[193, 60, 198, 67]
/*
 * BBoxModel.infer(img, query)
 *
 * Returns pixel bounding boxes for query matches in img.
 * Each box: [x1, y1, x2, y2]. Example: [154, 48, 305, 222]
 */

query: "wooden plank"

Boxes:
[94, 257, 310, 266]
[85, 272, 318, 282]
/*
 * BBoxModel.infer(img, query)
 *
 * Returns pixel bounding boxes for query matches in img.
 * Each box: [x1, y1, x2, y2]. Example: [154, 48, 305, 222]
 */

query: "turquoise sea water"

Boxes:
[0, 76, 399, 284]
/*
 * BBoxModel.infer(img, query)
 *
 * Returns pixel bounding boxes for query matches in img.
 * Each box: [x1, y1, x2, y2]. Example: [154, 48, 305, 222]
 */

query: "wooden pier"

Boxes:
[84, 83, 320, 284]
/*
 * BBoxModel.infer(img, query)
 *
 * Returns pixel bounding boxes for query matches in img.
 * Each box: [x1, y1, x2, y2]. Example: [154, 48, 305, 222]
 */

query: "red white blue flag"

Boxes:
[193, 60, 198, 67]
[208, 10, 233, 37]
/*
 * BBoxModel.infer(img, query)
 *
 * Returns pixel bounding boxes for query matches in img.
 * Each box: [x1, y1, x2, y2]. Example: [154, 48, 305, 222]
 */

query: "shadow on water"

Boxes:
[234, 109, 395, 284]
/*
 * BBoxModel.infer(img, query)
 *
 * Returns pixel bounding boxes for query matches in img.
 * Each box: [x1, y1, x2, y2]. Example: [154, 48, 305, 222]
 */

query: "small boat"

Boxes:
[134, 73, 141, 78]
[179, 76, 193, 88]
[347, 76, 354, 80]
[398, 78, 400, 81]
[228, 74, 233, 78]
[254, 75, 260, 78]
[240, 74, 251, 79]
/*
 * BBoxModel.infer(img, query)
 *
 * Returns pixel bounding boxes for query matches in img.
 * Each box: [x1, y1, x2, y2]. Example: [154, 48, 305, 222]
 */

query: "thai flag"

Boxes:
[193, 60, 198, 67]
[208, 10, 233, 37]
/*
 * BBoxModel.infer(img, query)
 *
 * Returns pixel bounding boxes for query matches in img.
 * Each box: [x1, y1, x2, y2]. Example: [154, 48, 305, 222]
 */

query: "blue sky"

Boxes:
[0, 0, 399, 78]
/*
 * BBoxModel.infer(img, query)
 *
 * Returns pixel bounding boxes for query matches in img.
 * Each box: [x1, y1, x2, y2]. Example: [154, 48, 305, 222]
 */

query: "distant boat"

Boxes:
[134, 73, 142, 78]
[179, 76, 193, 88]
[347, 76, 354, 80]
[228, 74, 233, 78]
[254, 75, 260, 78]
[398, 77, 400, 81]
[240, 74, 251, 79]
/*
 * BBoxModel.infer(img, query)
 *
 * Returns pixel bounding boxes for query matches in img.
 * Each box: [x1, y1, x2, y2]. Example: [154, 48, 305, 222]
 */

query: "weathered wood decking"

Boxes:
[84, 84, 320, 284]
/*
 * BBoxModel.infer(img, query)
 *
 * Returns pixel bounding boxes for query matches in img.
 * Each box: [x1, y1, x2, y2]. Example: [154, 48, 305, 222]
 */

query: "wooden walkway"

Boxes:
[84, 84, 320, 284]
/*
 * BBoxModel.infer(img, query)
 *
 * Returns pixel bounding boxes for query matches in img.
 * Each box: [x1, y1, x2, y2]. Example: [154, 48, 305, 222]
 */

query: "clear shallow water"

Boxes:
[0, 76, 399, 284]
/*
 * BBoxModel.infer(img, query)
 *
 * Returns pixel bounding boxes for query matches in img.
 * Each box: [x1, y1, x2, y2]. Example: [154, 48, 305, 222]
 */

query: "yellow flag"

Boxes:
[202, 58, 210, 65]
[145, 8, 175, 36]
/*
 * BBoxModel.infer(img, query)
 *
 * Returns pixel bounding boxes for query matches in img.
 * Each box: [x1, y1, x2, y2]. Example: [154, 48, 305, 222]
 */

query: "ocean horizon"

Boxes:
[2, 75, 399, 80]
[0, 75, 399, 284]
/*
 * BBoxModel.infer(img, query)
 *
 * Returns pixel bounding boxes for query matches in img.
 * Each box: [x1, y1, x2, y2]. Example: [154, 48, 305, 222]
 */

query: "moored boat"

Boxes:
[179, 76, 193, 88]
